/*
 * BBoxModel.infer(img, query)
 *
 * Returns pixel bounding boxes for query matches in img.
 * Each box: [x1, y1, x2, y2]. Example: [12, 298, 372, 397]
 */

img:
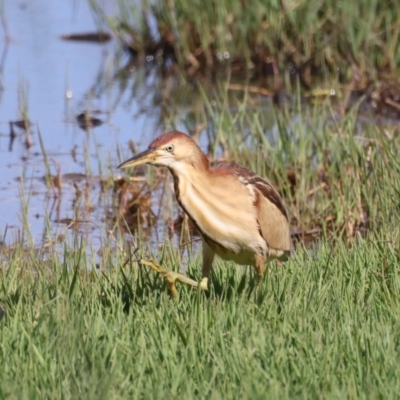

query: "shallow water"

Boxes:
[0, 0, 175, 251]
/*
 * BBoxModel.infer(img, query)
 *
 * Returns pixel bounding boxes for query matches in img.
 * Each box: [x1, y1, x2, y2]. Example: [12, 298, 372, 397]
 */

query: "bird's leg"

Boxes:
[253, 254, 266, 299]
[200, 240, 216, 292]
[254, 254, 265, 278]
[138, 259, 208, 297]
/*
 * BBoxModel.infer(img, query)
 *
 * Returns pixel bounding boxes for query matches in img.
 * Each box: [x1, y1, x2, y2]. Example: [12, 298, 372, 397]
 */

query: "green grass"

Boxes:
[3, 6, 400, 393]
[2, 79, 400, 398]
[1, 226, 400, 399]
[91, 0, 400, 85]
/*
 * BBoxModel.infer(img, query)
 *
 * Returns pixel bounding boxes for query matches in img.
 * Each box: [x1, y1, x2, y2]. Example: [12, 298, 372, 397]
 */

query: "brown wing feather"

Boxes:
[254, 189, 291, 260]
[211, 161, 288, 219]
[211, 161, 291, 260]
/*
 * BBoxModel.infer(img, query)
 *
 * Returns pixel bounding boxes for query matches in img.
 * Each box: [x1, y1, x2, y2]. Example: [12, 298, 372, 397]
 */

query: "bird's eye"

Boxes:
[165, 144, 174, 152]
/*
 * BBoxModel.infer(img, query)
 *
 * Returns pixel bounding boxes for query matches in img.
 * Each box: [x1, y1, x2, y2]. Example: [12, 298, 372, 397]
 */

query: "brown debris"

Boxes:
[61, 32, 112, 43]
[169, 212, 200, 238]
[9, 119, 33, 150]
[76, 111, 104, 131]
[113, 176, 156, 233]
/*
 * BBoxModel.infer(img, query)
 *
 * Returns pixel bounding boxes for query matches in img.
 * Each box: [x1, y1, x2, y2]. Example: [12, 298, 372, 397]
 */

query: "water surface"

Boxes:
[0, 0, 168, 250]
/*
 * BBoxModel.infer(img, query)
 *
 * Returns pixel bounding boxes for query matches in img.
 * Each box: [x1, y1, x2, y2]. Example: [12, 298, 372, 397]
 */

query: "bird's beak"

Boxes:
[117, 149, 157, 169]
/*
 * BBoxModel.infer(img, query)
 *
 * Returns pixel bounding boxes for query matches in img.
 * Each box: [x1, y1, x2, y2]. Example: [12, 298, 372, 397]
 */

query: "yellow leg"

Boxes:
[139, 259, 208, 296]
[201, 239, 215, 292]
[254, 254, 265, 278]
[253, 255, 267, 301]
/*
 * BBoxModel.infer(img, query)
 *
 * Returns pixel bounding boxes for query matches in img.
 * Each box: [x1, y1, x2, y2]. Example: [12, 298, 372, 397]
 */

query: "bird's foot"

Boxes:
[138, 259, 208, 297]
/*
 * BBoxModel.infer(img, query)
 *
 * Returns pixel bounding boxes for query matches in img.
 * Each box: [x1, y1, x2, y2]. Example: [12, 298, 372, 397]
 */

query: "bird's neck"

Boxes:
[168, 151, 212, 206]
[169, 151, 210, 181]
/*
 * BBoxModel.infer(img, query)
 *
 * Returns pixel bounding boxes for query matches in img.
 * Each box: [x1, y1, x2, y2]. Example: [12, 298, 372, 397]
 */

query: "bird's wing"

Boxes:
[212, 161, 291, 259]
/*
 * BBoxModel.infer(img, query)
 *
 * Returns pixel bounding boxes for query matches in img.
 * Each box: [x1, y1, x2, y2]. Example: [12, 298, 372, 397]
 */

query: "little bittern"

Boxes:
[118, 131, 291, 294]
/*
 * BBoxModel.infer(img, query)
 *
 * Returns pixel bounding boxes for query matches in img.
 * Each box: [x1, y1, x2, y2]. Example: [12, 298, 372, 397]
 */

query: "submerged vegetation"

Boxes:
[1, 0, 400, 398]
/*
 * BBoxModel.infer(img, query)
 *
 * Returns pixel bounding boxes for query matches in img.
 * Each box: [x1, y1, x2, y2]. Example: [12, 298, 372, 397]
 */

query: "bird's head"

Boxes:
[118, 131, 209, 172]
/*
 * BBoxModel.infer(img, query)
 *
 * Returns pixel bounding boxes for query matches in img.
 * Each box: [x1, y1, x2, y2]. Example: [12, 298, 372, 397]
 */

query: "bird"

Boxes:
[118, 131, 291, 295]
